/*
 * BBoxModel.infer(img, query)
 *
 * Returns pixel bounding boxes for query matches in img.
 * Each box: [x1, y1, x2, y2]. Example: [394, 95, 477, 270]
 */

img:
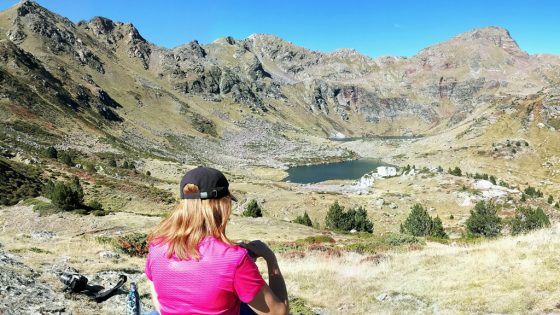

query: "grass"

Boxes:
[9, 247, 53, 254]
[288, 296, 316, 315]
[277, 224, 560, 314]
[23, 198, 59, 216]
[343, 233, 421, 254]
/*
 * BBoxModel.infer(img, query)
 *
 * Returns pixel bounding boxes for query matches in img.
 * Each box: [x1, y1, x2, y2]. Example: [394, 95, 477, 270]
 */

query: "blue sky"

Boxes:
[1, 1, 559, 57]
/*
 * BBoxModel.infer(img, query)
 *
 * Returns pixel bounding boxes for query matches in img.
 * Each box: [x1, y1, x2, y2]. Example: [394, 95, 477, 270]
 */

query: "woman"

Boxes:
[145, 166, 289, 315]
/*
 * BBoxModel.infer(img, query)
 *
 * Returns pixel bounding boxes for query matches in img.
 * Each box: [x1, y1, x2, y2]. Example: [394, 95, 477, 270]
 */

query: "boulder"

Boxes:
[377, 166, 397, 177]
[97, 250, 120, 259]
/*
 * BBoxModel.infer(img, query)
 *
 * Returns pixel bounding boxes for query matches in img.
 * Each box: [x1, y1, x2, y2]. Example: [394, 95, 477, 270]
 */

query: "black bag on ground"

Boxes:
[59, 272, 127, 303]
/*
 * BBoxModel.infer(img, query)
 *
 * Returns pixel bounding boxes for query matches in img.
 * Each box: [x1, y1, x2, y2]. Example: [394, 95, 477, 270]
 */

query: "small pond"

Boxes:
[285, 159, 388, 184]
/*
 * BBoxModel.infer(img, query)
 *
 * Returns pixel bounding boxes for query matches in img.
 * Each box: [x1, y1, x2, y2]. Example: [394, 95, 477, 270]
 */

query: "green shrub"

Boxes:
[50, 178, 84, 211]
[465, 201, 502, 237]
[382, 233, 419, 245]
[430, 216, 448, 238]
[523, 186, 542, 198]
[489, 175, 497, 185]
[547, 195, 554, 204]
[293, 211, 312, 227]
[70, 176, 84, 202]
[88, 200, 103, 210]
[295, 235, 335, 245]
[32, 200, 58, 216]
[108, 158, 117, 167]
[344, 233, 420, 254]
[115, 233, 148, 257]
[95, 235, 114, 245]
[121, 161, 135, 169]
[401, 204, 432, 236]
[59, 151, 74, 166]
[242, 199, 263, 218]
[498, 180, 509, 188]
[91, 210, 106, 216]
[511, 207, 550, 235]
[325, 201, 345, 229]
[344, 242, 380, 254]
[448, 166, 462, 176]
[73, 209, 89, 215]
[23, 198, 59, 217]
[325, 202, 373, 233]
[45, 146, 58, 159]
[0, 159, 43, 206]
[400, 204, 448, 238]
[288, 297, 315, 315]
[95, 233, 148, 256]
[146, 171, 151, 176]
[84, 163, 96, 173]
[352, 206, 374, 233]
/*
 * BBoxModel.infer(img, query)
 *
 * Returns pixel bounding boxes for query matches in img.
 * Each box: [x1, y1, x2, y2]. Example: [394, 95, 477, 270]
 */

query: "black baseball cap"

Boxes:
[180, 166, 237, 201]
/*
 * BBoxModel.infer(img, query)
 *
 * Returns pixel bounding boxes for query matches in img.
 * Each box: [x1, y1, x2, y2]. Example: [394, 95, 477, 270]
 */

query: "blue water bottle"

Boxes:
[127, 282, 141, 315]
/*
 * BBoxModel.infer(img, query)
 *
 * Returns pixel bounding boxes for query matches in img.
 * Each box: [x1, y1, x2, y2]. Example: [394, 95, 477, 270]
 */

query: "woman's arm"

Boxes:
[241, 240, 289, 315]
[147, 279, 161, 314]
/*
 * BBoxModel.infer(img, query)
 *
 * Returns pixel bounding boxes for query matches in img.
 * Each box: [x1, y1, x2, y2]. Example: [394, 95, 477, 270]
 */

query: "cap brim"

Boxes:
[230, 194, 238, 202]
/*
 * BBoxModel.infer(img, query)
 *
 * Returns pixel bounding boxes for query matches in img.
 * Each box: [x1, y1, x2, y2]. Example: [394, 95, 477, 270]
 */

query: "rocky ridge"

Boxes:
[0, 0, 560, 167]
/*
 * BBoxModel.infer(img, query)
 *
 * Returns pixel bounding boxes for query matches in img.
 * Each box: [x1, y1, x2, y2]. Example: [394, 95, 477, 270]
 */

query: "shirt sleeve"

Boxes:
[144, 250, 153, 281]
[233, 252, 267, 303]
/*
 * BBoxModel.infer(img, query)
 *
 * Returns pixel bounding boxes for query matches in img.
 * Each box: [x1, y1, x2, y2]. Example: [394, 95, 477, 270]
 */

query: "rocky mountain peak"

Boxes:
[452, 26, 524, 54]
[86, 16, 116, 36]
[82, 16, 145, 43]
[13, 0, 42, 16]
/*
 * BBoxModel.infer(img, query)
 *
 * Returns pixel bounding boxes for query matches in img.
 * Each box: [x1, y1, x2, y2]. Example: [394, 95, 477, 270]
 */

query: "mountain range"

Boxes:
[1, 0, 560, 169]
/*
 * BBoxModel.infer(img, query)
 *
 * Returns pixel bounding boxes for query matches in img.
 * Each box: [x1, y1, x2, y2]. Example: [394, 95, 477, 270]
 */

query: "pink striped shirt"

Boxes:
[145, 237, 266, 315]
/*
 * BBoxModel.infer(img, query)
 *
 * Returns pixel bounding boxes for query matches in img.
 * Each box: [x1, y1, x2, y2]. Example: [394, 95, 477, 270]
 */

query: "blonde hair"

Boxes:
[147, 183, 233, 260]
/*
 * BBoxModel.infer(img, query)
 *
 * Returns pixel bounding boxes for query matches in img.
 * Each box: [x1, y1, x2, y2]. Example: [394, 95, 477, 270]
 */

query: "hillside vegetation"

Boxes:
[0, 1, 560, 314]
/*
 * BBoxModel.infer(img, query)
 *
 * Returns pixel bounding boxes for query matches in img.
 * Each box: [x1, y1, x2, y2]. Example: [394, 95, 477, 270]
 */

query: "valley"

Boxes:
[1, 1, 560, 314]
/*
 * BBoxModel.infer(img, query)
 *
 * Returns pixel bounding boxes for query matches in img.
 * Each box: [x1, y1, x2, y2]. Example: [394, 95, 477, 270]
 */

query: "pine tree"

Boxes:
[353, 206, 374, 233]
[449, 167, 462, 176]
[511, 207, 550, 235]
[46, 146, 58, 159]
[465, 201, 502, 237]
[294, 211, 313, 227]
[401, 204, 433, 236]
[242, 199, 263, 218]
[325, 201, 345, 230]
[59, 152, 73, 166]
[430, 216, 448, 238]
[51, 180, 84, 211]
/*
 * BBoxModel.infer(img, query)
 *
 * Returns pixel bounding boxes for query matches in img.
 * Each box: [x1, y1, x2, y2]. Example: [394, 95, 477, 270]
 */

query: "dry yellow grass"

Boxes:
[277, 224, 560, 314]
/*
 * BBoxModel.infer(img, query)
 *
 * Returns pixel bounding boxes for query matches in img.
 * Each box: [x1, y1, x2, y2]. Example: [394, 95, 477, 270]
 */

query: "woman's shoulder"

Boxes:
[204, 237, 248, 260]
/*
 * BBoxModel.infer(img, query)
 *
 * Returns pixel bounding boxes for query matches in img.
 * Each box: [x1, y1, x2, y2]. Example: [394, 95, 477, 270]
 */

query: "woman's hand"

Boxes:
[239, 240, 276, 262]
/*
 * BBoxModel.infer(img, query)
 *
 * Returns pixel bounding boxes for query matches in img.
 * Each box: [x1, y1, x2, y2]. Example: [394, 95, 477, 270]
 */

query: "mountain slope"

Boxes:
[0, 0, 560, 169]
